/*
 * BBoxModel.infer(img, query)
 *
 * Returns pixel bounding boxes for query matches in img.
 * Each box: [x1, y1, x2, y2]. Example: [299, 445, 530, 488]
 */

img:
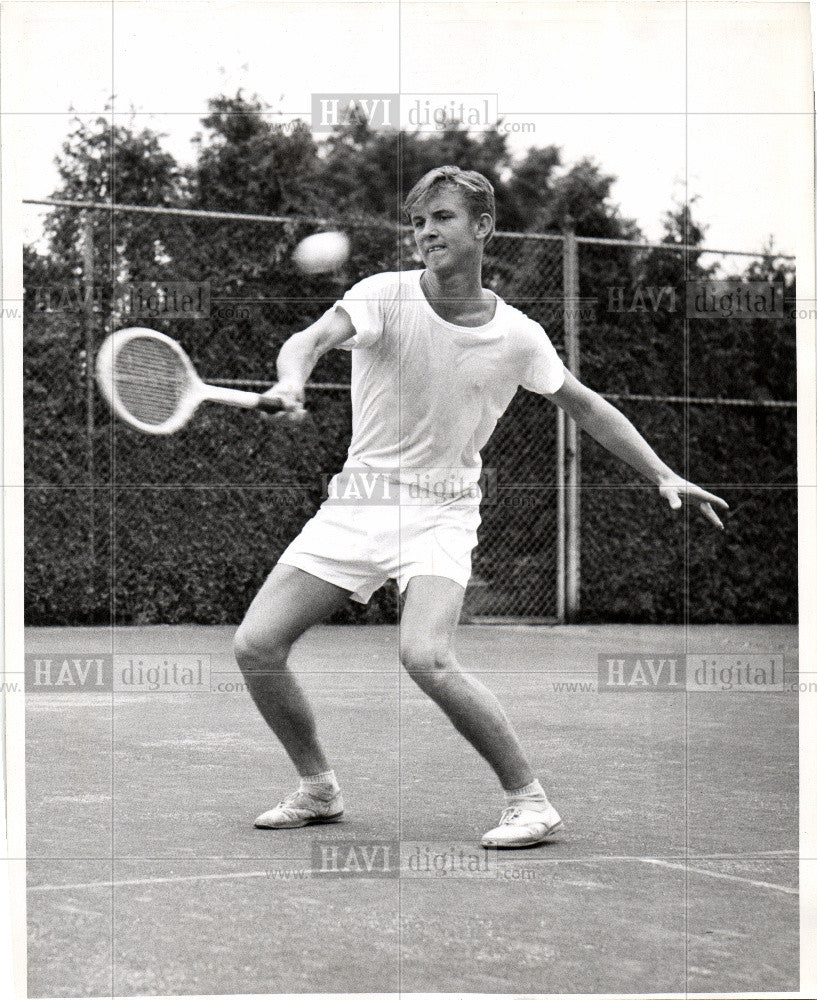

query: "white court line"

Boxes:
[28, 853, 801, 894]
[642, 858, 798, 895]
[28, 871, 270, 892]
[688, 848, 798, 859]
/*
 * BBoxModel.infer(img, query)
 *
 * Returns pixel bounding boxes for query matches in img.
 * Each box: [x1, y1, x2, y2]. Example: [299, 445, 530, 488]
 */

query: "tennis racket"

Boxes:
[96, 327, 289, 435]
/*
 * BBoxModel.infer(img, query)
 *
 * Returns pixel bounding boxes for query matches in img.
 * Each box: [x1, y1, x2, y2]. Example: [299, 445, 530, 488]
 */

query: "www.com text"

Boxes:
[211, 678, 248, 694]
[266, 867, 310, 880]
[549, 679, 817, 694]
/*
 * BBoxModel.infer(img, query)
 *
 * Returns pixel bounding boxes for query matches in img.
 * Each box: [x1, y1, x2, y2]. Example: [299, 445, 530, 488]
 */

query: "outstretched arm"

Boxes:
[548, 370, 728, 529]
[261, 305, 356, 421]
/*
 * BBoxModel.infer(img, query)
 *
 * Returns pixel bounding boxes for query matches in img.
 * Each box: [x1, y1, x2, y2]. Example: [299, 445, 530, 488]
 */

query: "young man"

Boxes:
[234, 166, 727, 849]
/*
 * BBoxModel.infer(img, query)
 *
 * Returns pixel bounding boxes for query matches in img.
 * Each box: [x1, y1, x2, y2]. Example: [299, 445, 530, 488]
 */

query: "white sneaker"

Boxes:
[481, 802, 564, 848]
[254, 789, 344, 829]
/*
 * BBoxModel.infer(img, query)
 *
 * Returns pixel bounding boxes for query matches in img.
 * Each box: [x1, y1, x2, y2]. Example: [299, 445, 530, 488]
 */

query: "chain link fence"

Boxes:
[23, 201, 796, 626]
[575, 239, 797, 623]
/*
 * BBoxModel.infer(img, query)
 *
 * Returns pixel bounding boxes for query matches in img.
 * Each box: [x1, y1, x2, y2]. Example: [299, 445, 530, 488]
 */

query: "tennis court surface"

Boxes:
[24, 622, 798, 996]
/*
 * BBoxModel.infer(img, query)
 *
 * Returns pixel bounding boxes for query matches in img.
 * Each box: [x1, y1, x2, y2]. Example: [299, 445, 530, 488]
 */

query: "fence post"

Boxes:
[555, 406, 566, 621]
[562, 219, 581, 621]
[81, 212, 96, 592]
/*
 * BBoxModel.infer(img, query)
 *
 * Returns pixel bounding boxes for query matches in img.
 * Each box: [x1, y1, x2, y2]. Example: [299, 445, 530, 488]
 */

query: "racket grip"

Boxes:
[256, 395, 287, 413]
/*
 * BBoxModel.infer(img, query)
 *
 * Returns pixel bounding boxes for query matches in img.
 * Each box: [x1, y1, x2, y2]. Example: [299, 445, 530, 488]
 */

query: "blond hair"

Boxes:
[404, 166, 495, 239]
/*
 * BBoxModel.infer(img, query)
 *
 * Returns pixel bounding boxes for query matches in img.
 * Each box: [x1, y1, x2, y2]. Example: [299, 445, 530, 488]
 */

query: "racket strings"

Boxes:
[114, 337, 189, 426]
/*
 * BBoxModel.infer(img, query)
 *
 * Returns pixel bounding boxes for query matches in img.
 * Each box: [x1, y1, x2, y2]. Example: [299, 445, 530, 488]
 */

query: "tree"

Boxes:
[506, 152, 639, 240]
[191, 91, 322, 216]
[44, 112, 182, 283]
[317, 113, 513, 222]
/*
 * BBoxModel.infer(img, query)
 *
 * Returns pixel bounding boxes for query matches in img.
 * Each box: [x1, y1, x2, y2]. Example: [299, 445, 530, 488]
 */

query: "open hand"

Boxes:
[658, 476, 729, 529]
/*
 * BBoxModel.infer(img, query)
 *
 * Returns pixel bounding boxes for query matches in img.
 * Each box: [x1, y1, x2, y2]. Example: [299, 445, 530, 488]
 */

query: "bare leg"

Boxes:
[399, 576, 534, 790]
[233, 564, 350, 776]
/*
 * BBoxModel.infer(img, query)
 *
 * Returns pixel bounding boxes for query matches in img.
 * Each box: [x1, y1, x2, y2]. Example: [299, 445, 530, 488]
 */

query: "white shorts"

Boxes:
[278, 484, 481, 604]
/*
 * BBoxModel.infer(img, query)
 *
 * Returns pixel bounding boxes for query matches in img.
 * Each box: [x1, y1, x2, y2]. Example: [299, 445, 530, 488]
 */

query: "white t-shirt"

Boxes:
[334, 269, 565, 497]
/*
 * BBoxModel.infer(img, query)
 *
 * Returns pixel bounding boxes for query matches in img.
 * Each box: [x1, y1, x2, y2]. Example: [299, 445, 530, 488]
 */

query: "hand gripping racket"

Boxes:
[96, 327, 289, 435]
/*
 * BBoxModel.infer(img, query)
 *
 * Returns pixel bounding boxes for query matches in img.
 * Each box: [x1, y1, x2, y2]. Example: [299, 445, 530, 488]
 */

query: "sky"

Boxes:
[4, 0, 814, 254]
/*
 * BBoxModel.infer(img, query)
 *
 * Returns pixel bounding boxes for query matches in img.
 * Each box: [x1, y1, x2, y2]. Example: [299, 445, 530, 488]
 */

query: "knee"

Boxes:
[233, 623, 291, 674]
[399, 638, 453, 680]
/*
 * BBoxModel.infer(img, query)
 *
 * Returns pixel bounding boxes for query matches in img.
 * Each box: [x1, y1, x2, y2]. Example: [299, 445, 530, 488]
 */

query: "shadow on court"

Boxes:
[24, 623, 798, 996]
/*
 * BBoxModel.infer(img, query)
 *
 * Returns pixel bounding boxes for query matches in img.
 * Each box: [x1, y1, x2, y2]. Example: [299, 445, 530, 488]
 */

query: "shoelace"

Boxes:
[499, 806, 523, 824]
[276, 790, 332, 812]
[275, 791, 308, 811]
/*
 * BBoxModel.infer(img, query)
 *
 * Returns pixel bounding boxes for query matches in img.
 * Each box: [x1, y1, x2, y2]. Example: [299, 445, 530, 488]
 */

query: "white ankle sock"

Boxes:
[299, 769, 340, 798]
[504, 779, 549, 809]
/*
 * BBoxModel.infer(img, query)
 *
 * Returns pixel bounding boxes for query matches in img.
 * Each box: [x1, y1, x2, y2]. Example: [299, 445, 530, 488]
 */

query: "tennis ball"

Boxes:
[293, 231, 351, 274]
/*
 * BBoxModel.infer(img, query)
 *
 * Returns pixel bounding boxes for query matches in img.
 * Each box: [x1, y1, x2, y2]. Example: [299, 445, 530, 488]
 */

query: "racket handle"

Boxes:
[202, 384, 299, 414]
[256, 395, 287, 413]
